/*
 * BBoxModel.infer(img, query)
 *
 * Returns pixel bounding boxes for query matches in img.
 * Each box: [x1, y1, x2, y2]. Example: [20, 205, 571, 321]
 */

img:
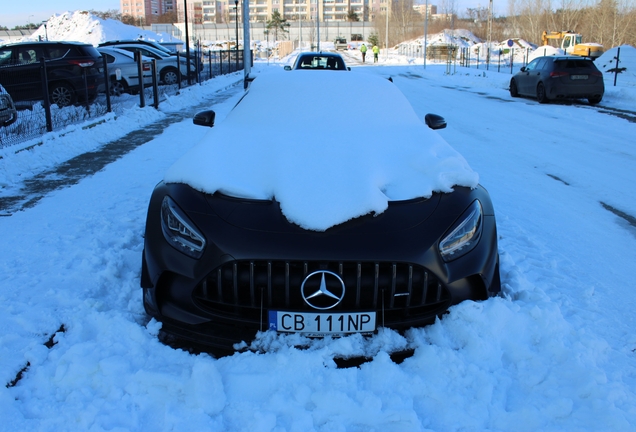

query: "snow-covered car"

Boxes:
[97, 47, 155, 96]
[509, 55, 604, 105]
[0, 84, 18, 127]
[140, 70, 501, 355]
[99, 43, 195, 85]
[285, 52, 349, 71]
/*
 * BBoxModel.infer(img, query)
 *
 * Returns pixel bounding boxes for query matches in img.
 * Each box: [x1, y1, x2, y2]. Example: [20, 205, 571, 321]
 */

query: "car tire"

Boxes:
[509, 79, 519, 97]
[161, 67, 179, 85]
[536, 82, 548, 104]
[50, 82, 76, 107]
[110, 79, 128, 97]
[588, 95, 602, 105]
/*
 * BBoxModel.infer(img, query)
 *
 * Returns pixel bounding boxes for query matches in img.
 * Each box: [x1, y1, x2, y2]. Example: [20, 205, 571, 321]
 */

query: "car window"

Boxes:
[296, 55, 344, 70]
[102, 53, 115, 63]
[46, 47, 70, 60]
[555, 60, 595, 69]
[535, 58, 549, 70]
[18, 47, 44, 63]
[0, 48, 13, 66]
[525, 58, 540, 71]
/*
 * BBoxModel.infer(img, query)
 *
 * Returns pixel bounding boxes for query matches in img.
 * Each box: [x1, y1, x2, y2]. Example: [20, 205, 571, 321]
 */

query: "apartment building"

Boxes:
[172, 0, 407, 25]
[120, 0, 165, 24]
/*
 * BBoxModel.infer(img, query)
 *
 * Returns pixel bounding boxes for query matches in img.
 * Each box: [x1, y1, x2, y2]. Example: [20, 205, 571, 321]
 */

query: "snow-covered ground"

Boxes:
[1, 24, 636, 431]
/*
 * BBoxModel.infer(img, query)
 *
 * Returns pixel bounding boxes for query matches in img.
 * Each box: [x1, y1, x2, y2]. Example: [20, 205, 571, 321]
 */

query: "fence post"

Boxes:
[39, 57, 53, 132]
[136, 51, 145, 108]
[102, 56, 112, 113]
[614, 46, 621, 87]
[510, 48, 514, 74]
[152, 60, 159, 109]
[208, 52, 212, 80]
[177, 51, 182, 90]
[83, 68, 90, 113]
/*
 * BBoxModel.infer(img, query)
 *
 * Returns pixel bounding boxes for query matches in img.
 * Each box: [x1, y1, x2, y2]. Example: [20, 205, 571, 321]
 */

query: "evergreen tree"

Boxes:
[266, 11, 290, 41]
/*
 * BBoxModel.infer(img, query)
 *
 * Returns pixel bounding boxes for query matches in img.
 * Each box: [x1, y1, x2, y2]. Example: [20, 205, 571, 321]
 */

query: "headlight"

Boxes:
[160, 196, 206, 259]
[439, 200, 483, 262]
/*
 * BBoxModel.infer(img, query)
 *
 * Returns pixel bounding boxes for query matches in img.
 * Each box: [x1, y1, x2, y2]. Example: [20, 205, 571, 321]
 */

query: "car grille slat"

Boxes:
[249, 261, 255, 307]
[233, 262, 239, 305]
[285, 262, 290, 308]
[193, 260, 451, 323]
[356, 263, 362, 308]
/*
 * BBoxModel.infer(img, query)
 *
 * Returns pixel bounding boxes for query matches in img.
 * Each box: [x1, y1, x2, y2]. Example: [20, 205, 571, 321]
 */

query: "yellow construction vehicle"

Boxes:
[541, 31, 604, 59]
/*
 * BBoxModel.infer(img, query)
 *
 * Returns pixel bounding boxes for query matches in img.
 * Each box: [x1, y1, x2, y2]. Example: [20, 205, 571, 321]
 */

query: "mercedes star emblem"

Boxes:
[301, 270, 346, 310]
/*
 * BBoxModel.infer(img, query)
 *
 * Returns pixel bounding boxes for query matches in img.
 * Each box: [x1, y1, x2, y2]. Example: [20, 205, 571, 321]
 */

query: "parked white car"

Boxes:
[0, 84, 18, 127]
[97, 47, 155, 96]
[99, 43, 195, 85]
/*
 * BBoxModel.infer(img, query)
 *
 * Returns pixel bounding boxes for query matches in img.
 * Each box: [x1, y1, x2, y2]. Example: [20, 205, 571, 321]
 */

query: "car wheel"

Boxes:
[536, 82, 548, 104]
[161, 67, 179, 85]
[110, 80, 128, 97]
[588, 95, 602, 105]
[509, 79, 519, 97]
[50, 83, 76, 107]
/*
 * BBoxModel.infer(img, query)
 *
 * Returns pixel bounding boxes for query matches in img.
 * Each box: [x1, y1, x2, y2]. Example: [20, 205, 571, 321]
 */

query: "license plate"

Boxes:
[571, 75, 588, 80]
[269, 310, 376, 335]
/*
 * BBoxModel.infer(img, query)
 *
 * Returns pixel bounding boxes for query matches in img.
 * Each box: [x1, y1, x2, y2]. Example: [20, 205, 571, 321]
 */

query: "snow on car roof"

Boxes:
[164, 69, 478, 231]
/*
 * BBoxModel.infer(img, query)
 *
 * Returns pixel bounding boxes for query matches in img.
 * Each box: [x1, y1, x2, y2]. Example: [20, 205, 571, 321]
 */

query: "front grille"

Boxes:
[193, 261, 450, 326]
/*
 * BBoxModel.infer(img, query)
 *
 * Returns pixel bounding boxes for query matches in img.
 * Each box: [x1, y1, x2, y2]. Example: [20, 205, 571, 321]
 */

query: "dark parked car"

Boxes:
[0, 84, 18, 127]
[509, 55, 604, 105]
[141, 71, 500, 355]
[0, 41, 103, 107]
[284, 52, 349, 71]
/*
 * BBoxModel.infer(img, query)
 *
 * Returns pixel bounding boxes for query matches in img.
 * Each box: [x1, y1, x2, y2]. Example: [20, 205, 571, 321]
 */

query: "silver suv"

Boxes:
[98, 43, 195, 85]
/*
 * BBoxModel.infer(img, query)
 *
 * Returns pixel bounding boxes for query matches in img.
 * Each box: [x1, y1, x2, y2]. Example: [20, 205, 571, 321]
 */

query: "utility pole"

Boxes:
[423, 0, 428, 69]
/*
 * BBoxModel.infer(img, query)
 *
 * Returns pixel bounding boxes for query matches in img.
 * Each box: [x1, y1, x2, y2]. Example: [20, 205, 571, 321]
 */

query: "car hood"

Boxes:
[164, 70, 478, 232]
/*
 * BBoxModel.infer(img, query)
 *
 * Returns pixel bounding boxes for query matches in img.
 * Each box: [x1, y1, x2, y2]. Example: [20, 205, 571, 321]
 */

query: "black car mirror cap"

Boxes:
[193, 110, 216, 127]
[284, 65, 292, 71]
[520, 66, 527, 72]
[425, 113, 447, 130]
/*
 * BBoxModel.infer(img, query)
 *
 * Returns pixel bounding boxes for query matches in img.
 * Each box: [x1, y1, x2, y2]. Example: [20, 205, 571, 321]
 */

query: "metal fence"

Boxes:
[0, 49, 250, 149]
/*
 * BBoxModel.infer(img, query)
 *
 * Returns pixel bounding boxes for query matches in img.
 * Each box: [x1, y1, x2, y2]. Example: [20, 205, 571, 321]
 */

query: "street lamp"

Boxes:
[234, 0, 239, 71]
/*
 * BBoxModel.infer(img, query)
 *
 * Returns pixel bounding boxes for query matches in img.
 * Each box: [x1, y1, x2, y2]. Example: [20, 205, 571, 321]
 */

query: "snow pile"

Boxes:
[25, 10, 173, 46]
[596, 45, 636, 87]
[164, 69, 478, 230]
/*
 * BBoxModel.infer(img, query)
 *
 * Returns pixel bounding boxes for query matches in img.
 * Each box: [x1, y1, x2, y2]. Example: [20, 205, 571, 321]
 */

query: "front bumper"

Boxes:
[141, 183, 500, 354]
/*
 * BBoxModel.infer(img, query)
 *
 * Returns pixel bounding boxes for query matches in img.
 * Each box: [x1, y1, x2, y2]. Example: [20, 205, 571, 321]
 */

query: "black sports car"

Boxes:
[284, 52, 349, 71]
[141, 70, 500, 355]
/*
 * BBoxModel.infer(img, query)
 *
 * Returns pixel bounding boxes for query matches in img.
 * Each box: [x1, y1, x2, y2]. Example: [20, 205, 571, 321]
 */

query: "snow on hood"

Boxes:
[164, 69, 478, 231]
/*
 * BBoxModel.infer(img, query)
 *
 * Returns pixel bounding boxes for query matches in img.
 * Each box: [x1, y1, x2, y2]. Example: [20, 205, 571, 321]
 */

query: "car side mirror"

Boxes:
[424, 114, 447, 130]
[347, 67, 351, 71]
[193, 110, 216, 127]
[284, 65, 291, 71]
[520, 66, 527, 72]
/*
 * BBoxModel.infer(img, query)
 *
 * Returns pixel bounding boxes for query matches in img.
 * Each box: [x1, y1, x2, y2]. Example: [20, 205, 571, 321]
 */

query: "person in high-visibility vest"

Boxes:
[360, 43, 367, 62]
[372, 45, 379, 63]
